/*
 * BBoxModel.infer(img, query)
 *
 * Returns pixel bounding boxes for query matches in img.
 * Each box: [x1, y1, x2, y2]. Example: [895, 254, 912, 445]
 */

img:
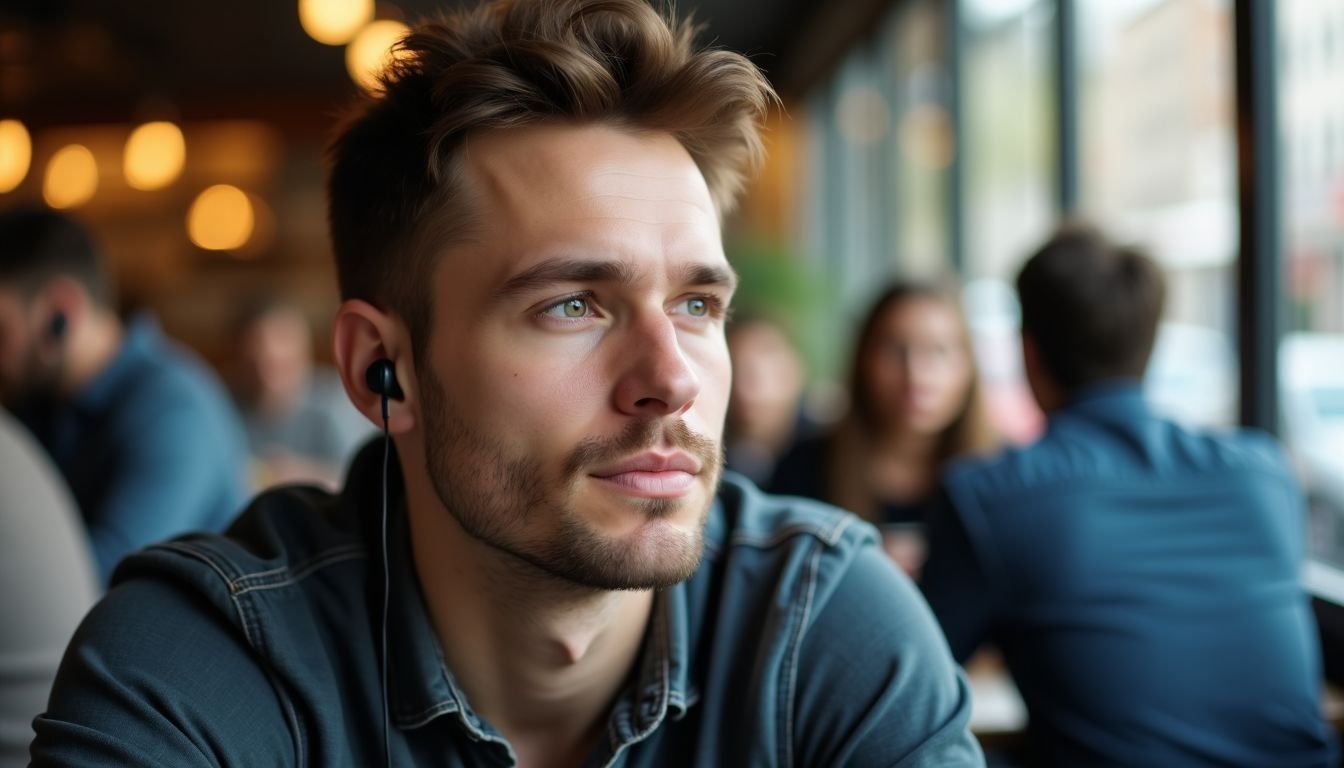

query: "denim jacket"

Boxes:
[33, 441, 983, 767]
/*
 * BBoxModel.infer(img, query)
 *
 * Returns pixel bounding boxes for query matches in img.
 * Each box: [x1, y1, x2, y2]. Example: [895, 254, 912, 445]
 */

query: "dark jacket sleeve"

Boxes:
[30, 577, 292, 767]
[919, 491, 998, 664]
[792, 544, 984, 766]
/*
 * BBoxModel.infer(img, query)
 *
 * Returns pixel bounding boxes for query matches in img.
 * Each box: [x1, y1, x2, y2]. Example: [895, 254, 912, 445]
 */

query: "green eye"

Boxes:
[687, 298, 709, 317]
[563, 298, 587, 317]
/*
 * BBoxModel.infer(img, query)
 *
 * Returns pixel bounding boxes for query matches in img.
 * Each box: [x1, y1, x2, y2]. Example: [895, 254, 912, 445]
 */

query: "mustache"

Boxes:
[564, 420, 721, 479]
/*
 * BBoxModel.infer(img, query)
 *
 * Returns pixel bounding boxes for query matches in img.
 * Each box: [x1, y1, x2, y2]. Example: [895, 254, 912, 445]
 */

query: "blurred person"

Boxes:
[724, 315, 815, 484]
[921, 224, 1337, 766]
[0, 207, 249, 585]
[230, 297, 375, 489]
[0, 410, 97, 767]
[769, 282, 997, 574]
[31, 2, 982, 766]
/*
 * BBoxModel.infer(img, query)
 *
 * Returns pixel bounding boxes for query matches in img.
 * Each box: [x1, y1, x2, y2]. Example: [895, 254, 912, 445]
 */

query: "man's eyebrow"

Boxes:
[677, 262, 738, 292]
[494, 258, 637, 301]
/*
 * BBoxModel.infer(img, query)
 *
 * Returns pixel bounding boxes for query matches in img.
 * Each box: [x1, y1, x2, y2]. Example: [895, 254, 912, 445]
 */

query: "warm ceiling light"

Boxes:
[0, 119, 32, 194]
[124, 121, 186, 191]
[43, 144, 98, 209]
[187, 184, 254, 251]
[346, 19, 409, 91]
[300, 0, 374, 45]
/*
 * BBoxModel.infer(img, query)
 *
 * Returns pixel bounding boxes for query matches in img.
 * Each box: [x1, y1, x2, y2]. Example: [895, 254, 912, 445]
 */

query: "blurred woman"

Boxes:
[768, 281, 997, 574]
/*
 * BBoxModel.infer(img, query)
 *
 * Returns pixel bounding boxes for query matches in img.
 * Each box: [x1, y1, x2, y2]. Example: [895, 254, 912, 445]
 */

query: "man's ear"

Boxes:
[332, 299, 416, 435]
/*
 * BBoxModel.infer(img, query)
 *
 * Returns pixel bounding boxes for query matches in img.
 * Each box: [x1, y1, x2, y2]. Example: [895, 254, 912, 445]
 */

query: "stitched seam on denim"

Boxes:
[229, 544, 367, 585]
[729, 520, 848, 550]
[821, 512, 855, 546]
[396, 700, 458, 729]
[153, 541, 239, 584]
[148, 541, 306, 763]
[231, 580, 306, 764]
[601, 606, 670, 768]
[438, 664, 514, 758]
[781, 544, 821, 768]
[228, 546, 368, 592]
[230, 550, 368, 595]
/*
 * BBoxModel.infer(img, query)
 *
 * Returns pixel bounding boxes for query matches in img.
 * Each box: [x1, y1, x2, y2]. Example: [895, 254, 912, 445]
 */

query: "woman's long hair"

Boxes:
[826, 281, 998, 520]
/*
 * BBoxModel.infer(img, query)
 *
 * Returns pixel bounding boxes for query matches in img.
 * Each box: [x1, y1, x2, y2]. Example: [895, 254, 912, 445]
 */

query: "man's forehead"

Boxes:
[448, 123, 727, 289]
[464, 124, 716, 219]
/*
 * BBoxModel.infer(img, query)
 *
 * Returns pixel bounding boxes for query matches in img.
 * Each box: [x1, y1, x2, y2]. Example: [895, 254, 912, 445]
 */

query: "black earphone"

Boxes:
[48, 312, 67, 341]
[366, 358, 402, 768]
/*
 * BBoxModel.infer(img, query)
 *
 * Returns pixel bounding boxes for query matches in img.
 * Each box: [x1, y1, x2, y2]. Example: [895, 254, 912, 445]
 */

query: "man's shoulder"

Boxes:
[945, 413, 1293, 503]
[708, 472, 895, 632]
[111, 483, 369, 608]
[713, 471, 877, 558]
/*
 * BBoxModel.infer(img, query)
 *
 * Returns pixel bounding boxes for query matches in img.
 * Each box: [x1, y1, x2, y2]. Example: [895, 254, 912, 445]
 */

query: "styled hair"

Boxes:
[0, 206, 112, 307]
[1017, 223, 1166, 393]
[326, 0, 776, 365]
[829, 281, 997, 520]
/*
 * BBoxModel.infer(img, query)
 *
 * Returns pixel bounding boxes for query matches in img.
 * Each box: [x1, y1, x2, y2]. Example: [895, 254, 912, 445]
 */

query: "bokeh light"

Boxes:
[187, 184, 255, 251]
[345, 19, 410, 91]
[0, 119, 31, 193]
[299, 0, 374, 45]
[124, 121, 186, 191]
[43, 144, 98, 208]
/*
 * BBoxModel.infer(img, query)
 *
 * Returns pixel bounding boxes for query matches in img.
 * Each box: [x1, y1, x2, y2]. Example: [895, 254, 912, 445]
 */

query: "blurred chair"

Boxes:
[229, 297, 374, 490]
[0, 410, 97, 767]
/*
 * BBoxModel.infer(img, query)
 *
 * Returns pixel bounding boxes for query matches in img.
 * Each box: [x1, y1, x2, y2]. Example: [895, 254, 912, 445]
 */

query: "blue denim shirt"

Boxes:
[32, 441, 983, 767]
[17, 314, 249, 585]
[922, 382, 1337, 767]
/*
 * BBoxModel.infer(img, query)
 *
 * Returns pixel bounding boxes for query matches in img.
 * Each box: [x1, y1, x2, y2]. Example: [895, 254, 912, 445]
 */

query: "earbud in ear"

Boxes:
[365, 359, 404, 401]
[49, 312, 67, 341]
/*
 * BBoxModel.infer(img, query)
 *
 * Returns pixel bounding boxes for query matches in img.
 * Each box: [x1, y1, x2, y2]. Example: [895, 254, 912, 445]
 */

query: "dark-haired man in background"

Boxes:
[0, 208, 248, 585]
[31, 1, 981, 765]
[921, 224, 1336, 766]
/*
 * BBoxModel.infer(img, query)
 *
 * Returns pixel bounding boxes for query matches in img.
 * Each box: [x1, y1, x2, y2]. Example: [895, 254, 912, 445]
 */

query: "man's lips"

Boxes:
[589, 452, 702, 498]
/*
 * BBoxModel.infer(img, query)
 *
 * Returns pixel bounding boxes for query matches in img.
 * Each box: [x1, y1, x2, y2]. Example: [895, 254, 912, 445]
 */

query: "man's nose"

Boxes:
[612, 313, 700, 418]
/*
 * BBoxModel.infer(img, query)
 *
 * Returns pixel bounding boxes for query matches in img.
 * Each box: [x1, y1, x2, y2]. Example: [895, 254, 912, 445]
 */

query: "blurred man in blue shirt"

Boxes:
[0, 208, 248, 585]
[921, 224, 1337, 766]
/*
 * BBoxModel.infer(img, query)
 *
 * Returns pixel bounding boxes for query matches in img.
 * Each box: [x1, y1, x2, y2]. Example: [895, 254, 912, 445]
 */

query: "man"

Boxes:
[921, 225, 1337, 766]
[724, 315, 814, 485]
[229, 296, 374, 490]
[31, 1, 981, 765]
[0, 208, 248, 585]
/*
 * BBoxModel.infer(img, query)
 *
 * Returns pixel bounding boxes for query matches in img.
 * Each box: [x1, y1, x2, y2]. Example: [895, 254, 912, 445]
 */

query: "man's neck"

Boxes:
[403, 466, 653, 767]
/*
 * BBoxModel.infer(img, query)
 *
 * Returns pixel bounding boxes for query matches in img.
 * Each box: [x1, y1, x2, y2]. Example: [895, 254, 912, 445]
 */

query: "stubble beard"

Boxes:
[419, 365, 723, 591]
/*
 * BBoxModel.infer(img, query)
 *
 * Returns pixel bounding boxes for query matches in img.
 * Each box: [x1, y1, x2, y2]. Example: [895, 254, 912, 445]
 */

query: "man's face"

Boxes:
[0, 286, 57, 409]
[417, 123, 734, 591]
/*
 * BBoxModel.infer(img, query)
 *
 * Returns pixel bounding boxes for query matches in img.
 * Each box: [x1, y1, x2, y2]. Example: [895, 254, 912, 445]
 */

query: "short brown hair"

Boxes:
[327, 0, 776, 365]
[1017, 223, 1167, 393]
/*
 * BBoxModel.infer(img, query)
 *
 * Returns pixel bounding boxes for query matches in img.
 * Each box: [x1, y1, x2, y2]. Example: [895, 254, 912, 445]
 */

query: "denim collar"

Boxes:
[366, 446, 701, 750]
[74, 313, 161, 414]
